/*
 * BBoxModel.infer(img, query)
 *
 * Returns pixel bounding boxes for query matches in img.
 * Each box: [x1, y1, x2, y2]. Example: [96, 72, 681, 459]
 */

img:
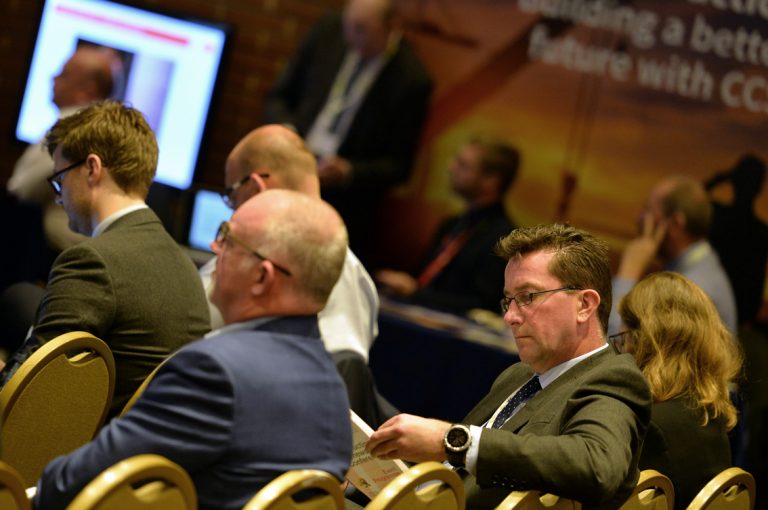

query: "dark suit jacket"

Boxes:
[9, 208, 210, 416]
[461, 348, 651, 510]
[410, 202, 514, 314]
[264, 12, 433, 257]
[640, 397, 731, 510]
[35, 316, 353, 510]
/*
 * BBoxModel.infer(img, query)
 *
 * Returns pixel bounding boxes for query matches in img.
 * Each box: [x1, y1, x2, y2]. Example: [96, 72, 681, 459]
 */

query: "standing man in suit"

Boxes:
[608, 175, 737, 334]
[264, 0, 433, 263]
[0, 101, 210, 416]
[35, 190, 353, 510]
[376, 137, 519, 314]
[366, 224, 651, 509]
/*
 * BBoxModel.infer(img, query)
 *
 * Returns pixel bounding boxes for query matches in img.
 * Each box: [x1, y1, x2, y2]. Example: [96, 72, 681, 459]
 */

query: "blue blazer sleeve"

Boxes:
[35, 348, 233, 510]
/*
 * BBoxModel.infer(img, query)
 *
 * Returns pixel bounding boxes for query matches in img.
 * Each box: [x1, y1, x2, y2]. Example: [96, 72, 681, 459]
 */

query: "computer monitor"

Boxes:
[187, 188, 232, 253]
[15, 0, 230, 189]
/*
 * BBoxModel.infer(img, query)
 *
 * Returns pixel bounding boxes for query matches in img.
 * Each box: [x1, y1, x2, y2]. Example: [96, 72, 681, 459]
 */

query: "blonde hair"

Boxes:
[619, 271, 743, 429]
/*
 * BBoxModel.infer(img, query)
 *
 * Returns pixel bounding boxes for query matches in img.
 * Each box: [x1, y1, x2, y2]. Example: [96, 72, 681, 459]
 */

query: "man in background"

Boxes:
[376, 137, 519, 314]
[8, 45, 115, 253]
[264, 0, 433, 263]
[366, 224, 651, 510]
[0, 101, 210, 416]
[36, 190, 353, 510]
[609, 175, 737, 334]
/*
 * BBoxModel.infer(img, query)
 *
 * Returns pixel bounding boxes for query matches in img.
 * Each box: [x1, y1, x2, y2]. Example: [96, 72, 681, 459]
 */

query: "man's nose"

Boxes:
[503, 305, 523, 326]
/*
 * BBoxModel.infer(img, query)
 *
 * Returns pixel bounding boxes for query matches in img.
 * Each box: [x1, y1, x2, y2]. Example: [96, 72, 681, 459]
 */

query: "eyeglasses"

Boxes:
[221, 173, 270, 209]
[500, 286, 580, 313]
[608, 331, 630, 354]
[214, 221, 292, 276]
[47, 159, 86, 194]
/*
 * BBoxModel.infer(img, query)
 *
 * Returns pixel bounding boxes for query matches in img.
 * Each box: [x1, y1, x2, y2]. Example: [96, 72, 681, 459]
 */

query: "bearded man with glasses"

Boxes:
[364, 223, 652, 510]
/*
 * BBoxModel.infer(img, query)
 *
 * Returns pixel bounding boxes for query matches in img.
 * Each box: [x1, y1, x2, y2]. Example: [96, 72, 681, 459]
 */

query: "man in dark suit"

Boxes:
[376, 137, 519, 314]
[0, 101, 210, 416]
[35, 190, 353, 510]
[264, 0, 433, 263]
[367, 224, 651, 509]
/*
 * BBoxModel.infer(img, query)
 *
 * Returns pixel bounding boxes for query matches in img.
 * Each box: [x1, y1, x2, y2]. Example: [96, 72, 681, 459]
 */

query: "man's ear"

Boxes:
[84, 154, 105, 187]
[576, 289, 600, 324]
[249, 262, 275, 297]
[251, 172, 269, 193]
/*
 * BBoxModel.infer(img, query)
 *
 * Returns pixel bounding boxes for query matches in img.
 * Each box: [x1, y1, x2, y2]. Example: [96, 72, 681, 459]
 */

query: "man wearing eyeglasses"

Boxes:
[36, 190, 353, 510]
[365, 224, 651, 509]
[201, 124, 379, 364]
[0, 101, 210, 417]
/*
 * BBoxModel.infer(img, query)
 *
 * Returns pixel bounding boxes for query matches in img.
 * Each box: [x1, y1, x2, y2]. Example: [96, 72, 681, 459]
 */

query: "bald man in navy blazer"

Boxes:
[36, 190, 354, 510]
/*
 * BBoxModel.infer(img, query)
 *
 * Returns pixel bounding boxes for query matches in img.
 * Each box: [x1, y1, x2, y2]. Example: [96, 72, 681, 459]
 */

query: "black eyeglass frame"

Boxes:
[47, 159, 86, 194]
[215, 221, 292, 276]
[608, 331, 631, 354]
[500, 286, 581, 314]
[221, 173, 270, 208]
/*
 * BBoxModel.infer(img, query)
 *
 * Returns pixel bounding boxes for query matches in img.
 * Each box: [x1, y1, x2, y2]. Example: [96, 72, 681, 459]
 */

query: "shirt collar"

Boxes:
[205, 316, 277, 338]
[92, 203, 148, 237]
[537, 343, 610, 389]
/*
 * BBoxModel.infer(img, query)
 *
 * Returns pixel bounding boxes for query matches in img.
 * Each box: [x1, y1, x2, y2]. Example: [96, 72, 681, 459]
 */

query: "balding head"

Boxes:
[53, 46, 115, 109]
[211, 190, 348, 322]
[224, 125, 319, 209]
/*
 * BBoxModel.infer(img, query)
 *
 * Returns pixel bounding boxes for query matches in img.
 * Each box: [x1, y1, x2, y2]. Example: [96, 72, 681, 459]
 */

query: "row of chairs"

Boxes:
[245, 463, 755, 510]
[0, 454, 754, 510]
[0, 332, 757, 509]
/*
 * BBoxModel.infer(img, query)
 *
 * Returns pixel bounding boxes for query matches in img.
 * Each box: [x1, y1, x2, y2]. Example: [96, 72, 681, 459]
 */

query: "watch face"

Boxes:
[447, 427, 468, 447]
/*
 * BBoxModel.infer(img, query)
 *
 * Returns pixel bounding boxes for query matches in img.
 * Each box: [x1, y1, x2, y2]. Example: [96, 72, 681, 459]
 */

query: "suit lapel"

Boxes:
[463, 365, 533, 426]
[466, 348, 615, 431]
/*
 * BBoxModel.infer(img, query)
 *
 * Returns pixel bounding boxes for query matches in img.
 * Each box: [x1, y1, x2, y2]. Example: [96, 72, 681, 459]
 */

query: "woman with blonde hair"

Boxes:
[616, 271, 743, 509]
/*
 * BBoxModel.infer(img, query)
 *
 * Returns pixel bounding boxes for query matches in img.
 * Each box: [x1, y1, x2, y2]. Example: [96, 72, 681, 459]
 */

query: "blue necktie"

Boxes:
[492, 375, 541, 429]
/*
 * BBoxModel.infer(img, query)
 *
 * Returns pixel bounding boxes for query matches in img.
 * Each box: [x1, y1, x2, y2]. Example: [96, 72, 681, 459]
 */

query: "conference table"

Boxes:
[368, 298, 519, 423]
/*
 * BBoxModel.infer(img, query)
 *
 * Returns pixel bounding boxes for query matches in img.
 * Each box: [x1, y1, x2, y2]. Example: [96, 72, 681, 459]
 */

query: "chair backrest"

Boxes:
[66, 454, 196, 510]
[0, 461, 30, 510]
[242, 469, 344, 510]
[686, 467, 755, 510]
[618, 470, 674, 510]
[364, 461, 465, 510]
[494, 490, 581, 510]
[119, 358, 167, 417]
[0, 331, 115, 485]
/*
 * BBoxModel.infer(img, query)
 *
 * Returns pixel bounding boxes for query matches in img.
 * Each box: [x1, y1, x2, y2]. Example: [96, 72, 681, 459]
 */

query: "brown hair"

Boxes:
[496, 223, 612, 332]
[45, 100, 157, 197]
[619, 271, 743, 429]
